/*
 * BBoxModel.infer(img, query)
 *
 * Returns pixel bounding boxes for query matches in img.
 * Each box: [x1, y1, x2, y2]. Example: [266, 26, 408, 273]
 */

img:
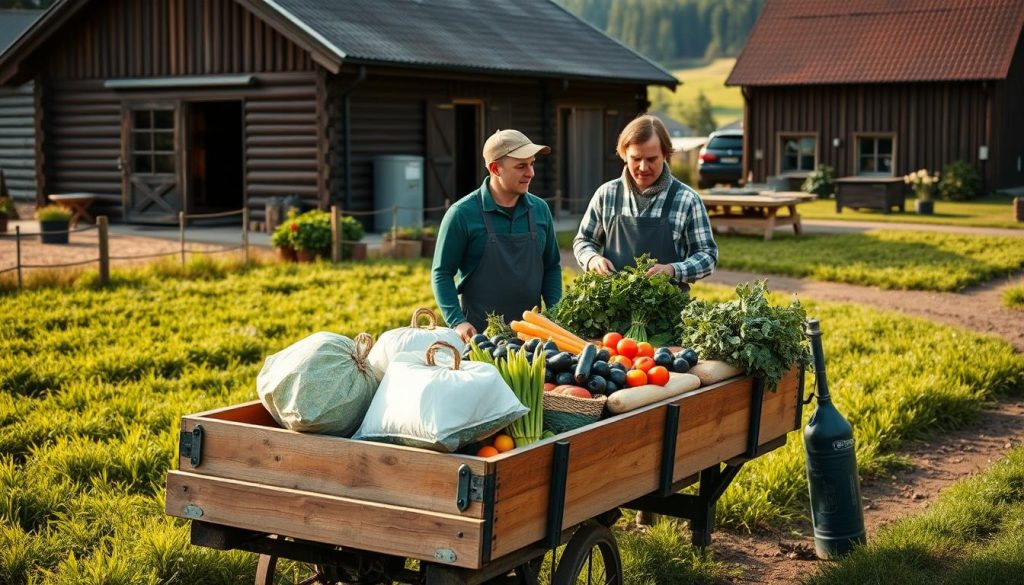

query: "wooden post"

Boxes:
[330, 205, 341, 263]
[242, 207, 250, 267]
[15, 225, 22, 290]
[97, 216, 109, 286]
[179, 211, 186, 266]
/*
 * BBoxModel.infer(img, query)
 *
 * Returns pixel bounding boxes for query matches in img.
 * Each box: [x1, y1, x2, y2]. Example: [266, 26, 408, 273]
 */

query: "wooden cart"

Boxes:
[166, 367, 804, 584]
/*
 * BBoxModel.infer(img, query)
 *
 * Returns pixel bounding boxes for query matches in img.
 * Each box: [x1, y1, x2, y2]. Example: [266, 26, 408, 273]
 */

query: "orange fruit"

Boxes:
[616, 338, 638, 359]
[610, 355, 633, 370]
[625, 369, 648, 388]
[632, 356, 655, 373]
[602, 332, 623, 348]
[635, 342, 654, 358]
[600, 345, 618, 357]
[493, 434, 515, 453]
[477, 445, 499, 457]
[647, 366, 670, 386]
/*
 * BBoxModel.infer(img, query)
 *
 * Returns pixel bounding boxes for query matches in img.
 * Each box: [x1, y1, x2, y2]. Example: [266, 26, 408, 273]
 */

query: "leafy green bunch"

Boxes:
[681, 280, 811, 390]
[552, 253, 689, 345]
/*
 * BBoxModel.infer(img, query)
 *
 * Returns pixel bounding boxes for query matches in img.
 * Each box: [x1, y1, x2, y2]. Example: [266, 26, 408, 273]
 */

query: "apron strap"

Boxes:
[614, 179, 624, 215]
[477, 192, 498, 241]
[660, 181, 682, 220]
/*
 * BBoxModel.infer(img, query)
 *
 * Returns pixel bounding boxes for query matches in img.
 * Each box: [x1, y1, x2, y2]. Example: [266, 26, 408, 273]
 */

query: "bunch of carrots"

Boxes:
[510, 310, 588, 353]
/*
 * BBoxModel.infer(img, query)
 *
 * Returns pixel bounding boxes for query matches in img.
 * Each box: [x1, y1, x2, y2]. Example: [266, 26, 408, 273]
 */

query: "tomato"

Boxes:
[616, 338, 638, 359]
[632, 356, 655, 373]
[609, 355, 633, 370]
[493, 434, 515, 453]
[477, 445, 499, 457]
[647, 366, 670, 386]
[625, 369, 648, 388]
[600, 345, 618, 357]
[635, 342, 654, 358]
[602, 332, 623, 348]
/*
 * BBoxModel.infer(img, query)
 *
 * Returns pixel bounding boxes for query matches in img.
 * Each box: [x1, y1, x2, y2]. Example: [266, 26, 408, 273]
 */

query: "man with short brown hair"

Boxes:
[573, 114, 717, 287]
[432, 129, 562, 341]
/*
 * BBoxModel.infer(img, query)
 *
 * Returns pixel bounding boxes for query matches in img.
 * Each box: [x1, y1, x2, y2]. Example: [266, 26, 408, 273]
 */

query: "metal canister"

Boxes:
[804, 319, 866, 558]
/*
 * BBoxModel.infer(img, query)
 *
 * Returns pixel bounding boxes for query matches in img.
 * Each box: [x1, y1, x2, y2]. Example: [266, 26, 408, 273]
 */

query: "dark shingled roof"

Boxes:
[727, 0, 1024, 86]
[0, 10, 42, 53]
[266, 0, 676, 86]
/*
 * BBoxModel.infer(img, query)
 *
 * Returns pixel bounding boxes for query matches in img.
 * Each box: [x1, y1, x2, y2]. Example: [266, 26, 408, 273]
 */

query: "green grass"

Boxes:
[798, 194, 1024, 230]
[649, 58, 743, 128]
[1003, 282, 1024, 310]
[2, 260, 1023, 583]
[716, 230, 1024, 291]
[804, 444, 1024, 585]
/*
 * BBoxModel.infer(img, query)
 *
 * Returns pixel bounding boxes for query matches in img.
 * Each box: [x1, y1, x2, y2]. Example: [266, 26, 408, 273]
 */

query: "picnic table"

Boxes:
[48, 193, 96, 227]
[700, 190, 815, 241]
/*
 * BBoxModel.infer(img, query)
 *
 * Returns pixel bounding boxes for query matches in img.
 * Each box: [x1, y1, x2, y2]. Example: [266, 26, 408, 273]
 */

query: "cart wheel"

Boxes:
[254, 555, 364, 585]
[552, 523, 622, 585]
[511, 558, 542, 585]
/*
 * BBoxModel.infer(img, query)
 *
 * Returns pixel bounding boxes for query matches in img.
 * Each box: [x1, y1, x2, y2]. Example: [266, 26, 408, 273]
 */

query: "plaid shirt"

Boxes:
[572, 170, 718, 283]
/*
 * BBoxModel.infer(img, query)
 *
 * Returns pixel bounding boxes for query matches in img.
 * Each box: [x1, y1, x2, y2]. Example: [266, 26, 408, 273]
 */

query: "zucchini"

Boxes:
[574, 343, 597, 386]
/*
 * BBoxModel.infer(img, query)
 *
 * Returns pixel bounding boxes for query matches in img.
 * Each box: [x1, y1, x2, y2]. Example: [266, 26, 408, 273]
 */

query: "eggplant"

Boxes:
[543, 340, 560, 353]
[555, 371, 575, 385]
[605, 380, 618, 395]
[595, 348, 611, 363]
[609, 368, 627, 387]
[672, 357, 691, 373]
[678, 348, 699, 368]
[546, 352, 574, 373]
[544, 368, 555, 383]
[574, 343, 598, 385]
[524, 338, 541, 353]
[471, 333, 490, 345]
[653, 352, 673, 368]
[591, 360, 611, 380]
[586, 374, 607, 395]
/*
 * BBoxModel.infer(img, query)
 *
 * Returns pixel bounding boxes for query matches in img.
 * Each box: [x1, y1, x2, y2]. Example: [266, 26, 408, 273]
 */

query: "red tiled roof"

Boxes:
[727, 0, 1024, 86]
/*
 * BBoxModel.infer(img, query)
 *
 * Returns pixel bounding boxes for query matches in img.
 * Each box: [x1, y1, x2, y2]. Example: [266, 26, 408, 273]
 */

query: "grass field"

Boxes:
[797, 195, 1024, 230]
[2, 259, 1023, 583]
[648, 58, 743, 129]
[1004, 283, 1024, 310]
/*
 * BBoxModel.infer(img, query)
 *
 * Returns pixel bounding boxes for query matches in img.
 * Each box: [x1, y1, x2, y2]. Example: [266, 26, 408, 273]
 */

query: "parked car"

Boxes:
[697, 129, 744, 189]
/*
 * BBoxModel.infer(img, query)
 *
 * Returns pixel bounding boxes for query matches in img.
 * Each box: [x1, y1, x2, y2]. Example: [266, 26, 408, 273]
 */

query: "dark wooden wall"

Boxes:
[0, 83, 36, 201]
[743, 81, 1003, 189]
[993, 33, 1024, 190]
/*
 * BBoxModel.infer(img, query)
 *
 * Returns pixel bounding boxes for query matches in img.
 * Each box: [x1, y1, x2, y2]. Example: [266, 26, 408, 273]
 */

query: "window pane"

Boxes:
[709, 136, 743, 149]
[135, 155, 151, 173]
[783, 139, 797, 155]
[153, 131, 174, 151]
[800, 154, 815, 171]
[878, 138, 893, 154]
[133, 132, 151, 152]
[155, 154, 175, 174]
[134, 110, 150, 129]
[859, 156, 875, 173]
[879, 156, 892, 173]
[153, 110, 174, 129]
[859, 139, 874, 156]
[782, 154, 796, 172]
[800, 137, 815, 155]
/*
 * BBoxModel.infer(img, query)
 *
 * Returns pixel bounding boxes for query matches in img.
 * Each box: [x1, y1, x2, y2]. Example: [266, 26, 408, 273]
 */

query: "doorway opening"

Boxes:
[187, 101, 243, 215]
[454, 103, 482, 199]
[559, 106, 604, 213]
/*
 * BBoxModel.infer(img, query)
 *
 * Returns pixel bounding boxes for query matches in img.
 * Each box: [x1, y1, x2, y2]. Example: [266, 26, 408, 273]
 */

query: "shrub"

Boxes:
[0, 197, 15, 218]
[340, 215, 364, 243]
[36, 205, 71, 222]
[802, 164, 835, 199]
[938, 160, 982, 201]
[384, 226, 422, 241]
[292, 210, 331, 252]
[270, 210, 298, 249]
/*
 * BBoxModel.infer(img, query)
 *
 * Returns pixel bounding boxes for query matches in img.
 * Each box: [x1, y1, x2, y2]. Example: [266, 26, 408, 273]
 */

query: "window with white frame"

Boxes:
[779, 135, 816, 173]
[856, 135, 894, 175]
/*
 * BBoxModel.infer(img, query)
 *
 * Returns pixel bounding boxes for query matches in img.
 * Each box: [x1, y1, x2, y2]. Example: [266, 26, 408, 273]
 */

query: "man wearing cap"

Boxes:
[432, 129, 562, 342]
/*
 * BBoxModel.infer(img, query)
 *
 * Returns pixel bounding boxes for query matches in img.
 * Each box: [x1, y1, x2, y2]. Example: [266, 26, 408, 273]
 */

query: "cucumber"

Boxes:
[574, 343, 597, 386]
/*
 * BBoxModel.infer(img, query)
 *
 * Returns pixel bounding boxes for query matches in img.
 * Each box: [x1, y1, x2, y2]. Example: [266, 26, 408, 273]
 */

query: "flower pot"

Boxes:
[383, 239, 422, 259]
[421, 236, 437, 258]
[295, 248, 318, 262]
[39, 219, 70, 244]
[344, 242, 368, 261]
[0, 215, 7, 233]
[1014, 197, 1024, 223]
[915, 199, 934, 215]
[277, 246, 297, 262]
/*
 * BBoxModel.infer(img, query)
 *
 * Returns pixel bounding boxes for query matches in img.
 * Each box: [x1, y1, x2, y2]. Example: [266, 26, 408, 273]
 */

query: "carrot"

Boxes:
[521, 310, 588, 347]
[509, 321, 585, 353]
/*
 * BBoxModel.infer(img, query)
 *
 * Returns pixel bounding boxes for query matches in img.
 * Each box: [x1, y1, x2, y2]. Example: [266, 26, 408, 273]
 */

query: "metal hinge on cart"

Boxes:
[179, 425, 204, 467]
[455, 464, 492, 511]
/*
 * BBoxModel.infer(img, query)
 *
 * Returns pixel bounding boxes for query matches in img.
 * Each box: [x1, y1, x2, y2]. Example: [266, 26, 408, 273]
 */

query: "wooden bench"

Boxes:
[48, 193, 96, 227]
[835, 176, 905, 214]
[700, 192, 814, 241]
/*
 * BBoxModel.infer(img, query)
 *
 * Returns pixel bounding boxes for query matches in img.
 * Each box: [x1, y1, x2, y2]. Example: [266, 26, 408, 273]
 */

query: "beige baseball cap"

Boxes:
[483, 129, 550, 163]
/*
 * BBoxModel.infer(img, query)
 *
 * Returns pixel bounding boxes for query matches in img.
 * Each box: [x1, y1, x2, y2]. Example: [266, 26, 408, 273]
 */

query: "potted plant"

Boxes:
[292, 209, 331, 261]
[904, 168, 938, 214]
[383, 225, 422, 259]
[37, 205, 72, 244]
[270, 212, 298, 261]
[420, 224, 438, 258]
[801, 164, 835, 199]
[339, 215, 367, 260]
[0, 197, 15, 234]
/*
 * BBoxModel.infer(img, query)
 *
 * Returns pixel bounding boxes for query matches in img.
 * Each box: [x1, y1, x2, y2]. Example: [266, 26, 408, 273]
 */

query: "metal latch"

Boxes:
[455, 464, 489, 511]
[183, 504, 204, 519]
[179, 425, 204, 467]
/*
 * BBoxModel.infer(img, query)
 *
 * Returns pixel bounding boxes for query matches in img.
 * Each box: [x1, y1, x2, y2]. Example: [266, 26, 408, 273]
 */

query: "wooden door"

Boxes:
[122, 104, 182, 222]
[567, 107, 604, 213]
[426, 101, 456, 210]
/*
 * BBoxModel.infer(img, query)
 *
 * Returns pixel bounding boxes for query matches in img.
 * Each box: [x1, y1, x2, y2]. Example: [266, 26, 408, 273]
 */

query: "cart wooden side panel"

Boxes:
[489, 370, 801, 558]
[175, 401, 488, 518]
[165, 471, 486, 569]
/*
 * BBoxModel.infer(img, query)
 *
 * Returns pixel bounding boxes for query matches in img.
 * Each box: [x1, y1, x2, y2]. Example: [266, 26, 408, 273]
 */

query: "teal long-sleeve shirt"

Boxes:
[431, 179, 562, 327]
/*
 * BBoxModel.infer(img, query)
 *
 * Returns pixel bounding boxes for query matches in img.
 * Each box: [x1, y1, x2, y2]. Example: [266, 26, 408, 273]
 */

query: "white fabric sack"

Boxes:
[367, 307, 465, 382]
[258, 332, 378, 436]
[354, 342, 526, 452]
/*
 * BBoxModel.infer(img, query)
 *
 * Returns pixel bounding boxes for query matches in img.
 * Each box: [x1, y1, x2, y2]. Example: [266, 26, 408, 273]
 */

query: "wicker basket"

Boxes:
[543, 392, 607, 433]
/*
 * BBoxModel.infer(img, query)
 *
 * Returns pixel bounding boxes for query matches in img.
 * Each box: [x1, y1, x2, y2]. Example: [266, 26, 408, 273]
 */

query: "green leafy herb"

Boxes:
[483, 311, 515, 342]
[681, 280, 811, 390]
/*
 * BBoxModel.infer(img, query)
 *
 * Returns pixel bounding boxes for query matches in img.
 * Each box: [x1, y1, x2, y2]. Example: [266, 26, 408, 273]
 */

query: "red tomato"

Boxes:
[625, 369, 648, 388]
[635, 342, 654, 358]
[647, 366, 670, 386]
[632, 356, 655, 373]
[616, 338, 638, 359]
[600, 345, 618, 357]
[602, 332, 623, 348]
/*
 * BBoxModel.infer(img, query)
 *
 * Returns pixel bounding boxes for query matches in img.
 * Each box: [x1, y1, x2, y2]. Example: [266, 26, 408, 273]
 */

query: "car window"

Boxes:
[708, 136, 743, 150]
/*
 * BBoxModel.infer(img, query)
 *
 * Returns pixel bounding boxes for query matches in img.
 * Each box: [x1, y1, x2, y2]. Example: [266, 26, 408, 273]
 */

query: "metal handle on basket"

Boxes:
[425, 341, 460, 370]
[410, 307, 438, 329]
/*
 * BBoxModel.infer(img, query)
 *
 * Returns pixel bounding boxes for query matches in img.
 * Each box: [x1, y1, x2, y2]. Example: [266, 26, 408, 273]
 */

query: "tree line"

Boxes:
[557, 0, 764, 64]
